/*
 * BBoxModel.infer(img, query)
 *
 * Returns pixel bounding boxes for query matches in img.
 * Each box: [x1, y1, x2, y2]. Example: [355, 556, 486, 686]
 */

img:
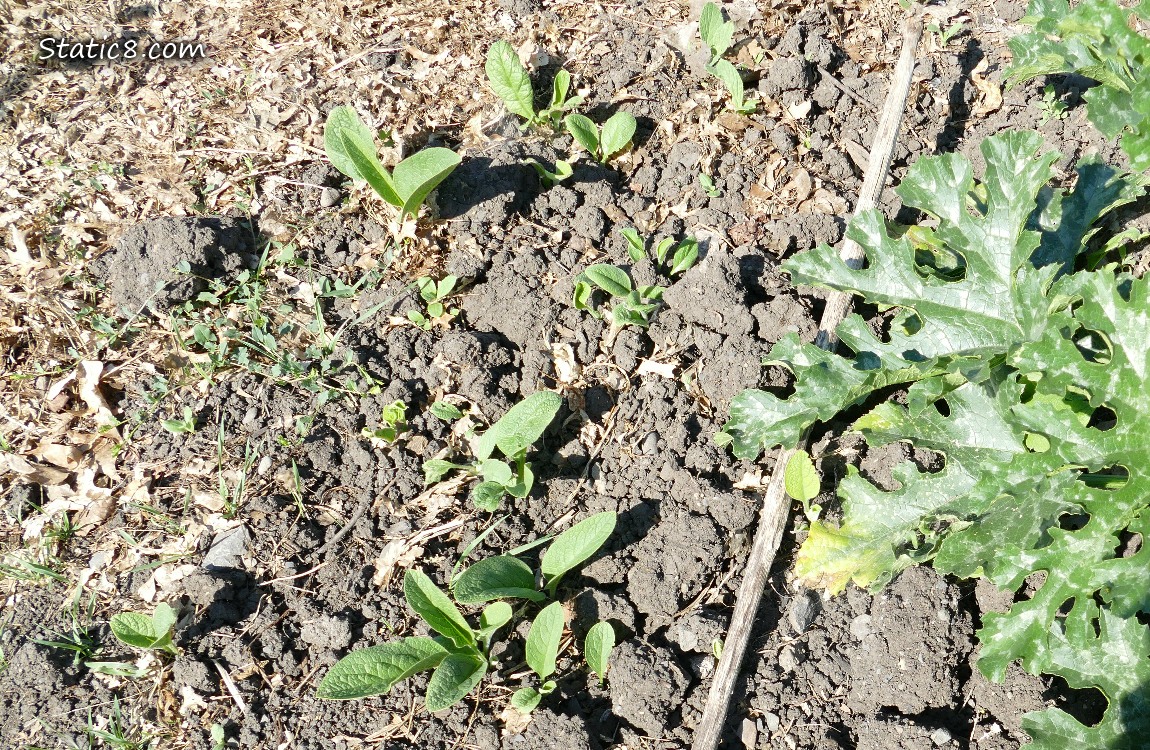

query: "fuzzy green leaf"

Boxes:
[453, 556, 546, 604]
[707, 59, 745, 109]
[699, 1, 734, 61]
[486, 40, 535, 121]
[317, 637, 447, 700]
[584, 621, 616, 685]
[510, 686, 543, 713]
[425, 653, 486, 712]
[784, 450, 820, 503]
[599, 112, 636, 162]
[579, 264, 632, 297]
[525, 601, 565, 680]
[110, 603, 177, 653]
[541, 511, 616, 587]
[404, 569, 475, 650]
[476, 391, 563, 461]
[564, 113, 599, 156]
[323, 107, 401, 206]
[392, 148, 462, 221]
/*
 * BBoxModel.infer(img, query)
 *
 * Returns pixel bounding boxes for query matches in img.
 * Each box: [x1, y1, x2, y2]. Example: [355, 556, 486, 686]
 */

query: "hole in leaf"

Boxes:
[1117, 530, 1142, 559]
[913, 245, 967, 282]
[1057, 514, 1089, 531]
[934, 399, 951, 417]
[1076, 465, 1130, 491]
[1044, 678, 1108, 729]
[1066, 326, 1113, 364]
[1087, 404, 1117, 431]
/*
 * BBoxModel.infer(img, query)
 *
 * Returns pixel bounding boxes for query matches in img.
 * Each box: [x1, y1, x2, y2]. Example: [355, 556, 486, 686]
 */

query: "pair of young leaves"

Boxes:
[317, 512, 618, 712]
[699, 2, 755, 114]
[424, 391, 563, 511]
[323, 107, 460, 222]
[485, 39, 637, 164]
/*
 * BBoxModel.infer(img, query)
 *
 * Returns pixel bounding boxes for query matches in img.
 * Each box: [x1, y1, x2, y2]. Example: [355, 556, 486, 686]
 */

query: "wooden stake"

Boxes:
[691, 15, 924, 750]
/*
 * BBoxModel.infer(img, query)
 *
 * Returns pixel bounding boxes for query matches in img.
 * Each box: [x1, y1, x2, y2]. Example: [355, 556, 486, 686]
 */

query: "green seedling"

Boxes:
[783, 449, 822, 522]
[584, 620, 616, 686]
[618, 227, 700, 277]
[563, 112, 637, 165]
[318, 512, 617, 713]
[1038, 84, 1069, 126]
[424, 391, 563, 511]
[160, 405, 196, 434]
[698, 172, 722, 198]
[362, 400, 407, 444]
[486, 40, 583, 128]
[408, 275, 459, 330]
[324, 106, 461, 224]
[699, 2, 756, 114]
[33, 624, 99, 667]
[927, 19, 966, 47]
[429, 400, 465, 422]
[573, 264, 663, 329]
[109, 602, 178, 656]
[527, 158, 574, 188]
[721, 131, 1147, 748]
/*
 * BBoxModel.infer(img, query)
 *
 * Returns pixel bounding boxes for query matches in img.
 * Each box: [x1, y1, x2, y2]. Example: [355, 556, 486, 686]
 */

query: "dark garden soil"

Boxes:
[1, 1, 1140, 749]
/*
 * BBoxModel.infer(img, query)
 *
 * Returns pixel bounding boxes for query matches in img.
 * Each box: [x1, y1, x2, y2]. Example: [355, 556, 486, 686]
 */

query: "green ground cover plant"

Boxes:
[563, 112, 637, 165]
[317, 512, 617, 712]
[486, 40, 583, 129]
[408, 274, 459, 330]
[424, 391, 563, 511]
[722, 130, 1148, 747]
[109, 602, 178, 656]
[1007, 0, 1150, 170]
[699, 2, 756, 114]
[324, 106, 461, 223]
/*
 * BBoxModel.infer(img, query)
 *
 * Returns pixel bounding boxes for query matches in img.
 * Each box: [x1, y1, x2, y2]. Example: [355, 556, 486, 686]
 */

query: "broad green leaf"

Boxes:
[403, 569, 475, 650]
[453, 556, 546, 604]
[564, 113, 599, 156]
[669, 237, 699, 275]
[476, 391, 563, 460]
[423, 459, 466, 484]
[540, 511, 616, 586]
[599, 112, 636, 163]
[478, 602, 513, 641]
[580, 264, 631, 297]
[707, 59, 745, 109]
[429, 402, 464, 421]
[392, 147, 462, 221]
[425, 653, 486, 711]
[478, 459, 514, 486]
[110, 603, 176, 652]
[471, 481, 507, 512]
[510, 686, 542, 713]
[504, 462, 534, 499]
[584, 621, 615, 685]
[550, 69, 571, 110]
[323, 107, 401, 206]
[485, 40, 535, 121]
[784, 450, 820, 503]
[654, 237, 675, 264]
[525, 602, 565, 680]
[699, 1, 734, 60]
[316, 637, 447, 699]
[620, 227, 645, 262]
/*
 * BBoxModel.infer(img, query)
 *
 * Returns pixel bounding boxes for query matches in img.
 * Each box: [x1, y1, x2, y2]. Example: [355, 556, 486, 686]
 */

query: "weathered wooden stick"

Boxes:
[691, 15, 924, 750]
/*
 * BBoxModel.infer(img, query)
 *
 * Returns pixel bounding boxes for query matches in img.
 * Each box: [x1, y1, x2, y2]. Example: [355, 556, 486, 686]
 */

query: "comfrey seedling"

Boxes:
[699, 2, 756, 114]
[564, 112, 637, 165]
[324, 106, 461, 224]
[618, 227, 700, 276]
[424, 391, 562, 511]
[408, 275, 459, 330]
[109, 602, 178, 657]
[573, 264, 663, 329]
[486, 40, 583, 129]
[783, 449, 822, 522]
[317, 512, 618, 713]
[527, 158, 574, 188]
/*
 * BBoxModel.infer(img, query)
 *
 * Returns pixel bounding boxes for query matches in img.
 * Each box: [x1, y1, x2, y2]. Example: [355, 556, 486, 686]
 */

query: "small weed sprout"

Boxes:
[486, 40, 583, 129]
[563, 112, 637, 165]
[698, 172, 722, 198]
[160, 405, 196, 434]
[318, 512, 618, 713]
[362, 400, 408, 444]
[109, 602, 178, 657]
[527, 158, 574, 188]
[324, 106, 461, 225]
[927, 18, 966, 47]
[408, 275, 459, 330]
[699, 2, 756, 114]
[424, 391, 562, 511]
[1039, 84, 1069, 125]
[783, 449, 822, 522]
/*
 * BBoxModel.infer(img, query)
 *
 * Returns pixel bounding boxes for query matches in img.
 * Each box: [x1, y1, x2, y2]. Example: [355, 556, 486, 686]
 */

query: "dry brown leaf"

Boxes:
[636, 358, 677, 379]
[77, 361, 118, 432]
[32, 443, 85, 470]
[499, 703, 534, 735]
[0, 453, 72, 485]
[970, 57, 1003, 118]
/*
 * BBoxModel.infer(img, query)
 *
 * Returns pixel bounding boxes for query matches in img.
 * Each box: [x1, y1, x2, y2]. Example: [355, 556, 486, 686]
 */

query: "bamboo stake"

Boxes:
[691, 15, 924, 750]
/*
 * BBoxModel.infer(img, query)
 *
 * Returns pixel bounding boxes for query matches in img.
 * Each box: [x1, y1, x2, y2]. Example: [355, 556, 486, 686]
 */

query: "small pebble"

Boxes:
[320, 187, 341, 208]
[764, 711, 781, 733]
[931, 728, 952, 746]
[850, 614, 873, 640]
